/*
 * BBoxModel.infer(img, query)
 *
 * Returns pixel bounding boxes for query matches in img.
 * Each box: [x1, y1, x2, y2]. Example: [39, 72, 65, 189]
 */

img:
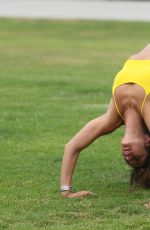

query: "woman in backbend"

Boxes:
[60, 44, 150, 199]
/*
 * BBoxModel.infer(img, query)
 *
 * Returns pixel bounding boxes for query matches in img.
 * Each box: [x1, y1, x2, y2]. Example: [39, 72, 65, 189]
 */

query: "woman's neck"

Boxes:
[123, 107, 144, 139]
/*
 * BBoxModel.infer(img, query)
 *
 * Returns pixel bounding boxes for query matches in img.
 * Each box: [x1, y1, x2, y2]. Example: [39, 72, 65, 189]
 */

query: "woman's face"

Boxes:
[121, 137, 148, 167]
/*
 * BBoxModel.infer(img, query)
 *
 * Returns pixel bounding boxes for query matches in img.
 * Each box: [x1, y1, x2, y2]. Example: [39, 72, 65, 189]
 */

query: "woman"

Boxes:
[60, 44, 150, 198]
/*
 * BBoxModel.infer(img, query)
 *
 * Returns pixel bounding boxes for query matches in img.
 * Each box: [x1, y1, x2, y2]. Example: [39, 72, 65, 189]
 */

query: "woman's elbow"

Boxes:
[64, 140, 81, 155]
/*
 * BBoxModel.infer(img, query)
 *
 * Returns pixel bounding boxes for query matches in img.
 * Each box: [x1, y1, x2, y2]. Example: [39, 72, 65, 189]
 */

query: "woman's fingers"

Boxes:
[144, 201, 150, 208]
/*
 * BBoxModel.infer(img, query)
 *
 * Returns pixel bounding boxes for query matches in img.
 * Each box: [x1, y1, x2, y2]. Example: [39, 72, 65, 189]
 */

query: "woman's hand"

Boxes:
[61, 190, 96, 198]
[144, 201, 150, 208]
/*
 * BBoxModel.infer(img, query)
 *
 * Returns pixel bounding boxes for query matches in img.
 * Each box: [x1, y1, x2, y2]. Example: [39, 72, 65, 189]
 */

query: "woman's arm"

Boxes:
[60, 98, 123, 198]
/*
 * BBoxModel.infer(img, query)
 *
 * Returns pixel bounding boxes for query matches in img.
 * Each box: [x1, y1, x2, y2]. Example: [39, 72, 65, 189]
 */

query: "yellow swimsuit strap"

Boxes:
[141, 94, 147, 115]
[113, 95, 124, 120]
[113, 93, 148, 121]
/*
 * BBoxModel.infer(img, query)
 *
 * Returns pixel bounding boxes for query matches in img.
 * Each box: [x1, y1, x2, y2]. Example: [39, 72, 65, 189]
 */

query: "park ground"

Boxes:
[1, 18, 150, 229]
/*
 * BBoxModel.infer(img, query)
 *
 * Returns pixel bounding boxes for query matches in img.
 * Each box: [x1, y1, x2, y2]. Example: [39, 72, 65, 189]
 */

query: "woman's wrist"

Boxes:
[60, 185, 72, 192]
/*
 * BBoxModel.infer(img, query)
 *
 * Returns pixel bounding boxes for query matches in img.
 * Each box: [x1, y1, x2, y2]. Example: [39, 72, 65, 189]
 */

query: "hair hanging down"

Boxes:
[131, 128, 150, 189]
[131, 154, 150, 189]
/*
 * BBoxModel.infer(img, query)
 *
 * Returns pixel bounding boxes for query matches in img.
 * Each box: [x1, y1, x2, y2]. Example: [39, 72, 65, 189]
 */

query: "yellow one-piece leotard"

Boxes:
[112, 60, 150, 120]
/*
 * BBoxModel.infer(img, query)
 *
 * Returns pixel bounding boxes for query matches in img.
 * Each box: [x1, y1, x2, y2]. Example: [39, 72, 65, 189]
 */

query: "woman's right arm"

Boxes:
[60, 98, 123, 198]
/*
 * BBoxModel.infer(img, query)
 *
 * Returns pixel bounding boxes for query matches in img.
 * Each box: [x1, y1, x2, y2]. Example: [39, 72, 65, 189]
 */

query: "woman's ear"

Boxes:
[145, 135, 150, 148]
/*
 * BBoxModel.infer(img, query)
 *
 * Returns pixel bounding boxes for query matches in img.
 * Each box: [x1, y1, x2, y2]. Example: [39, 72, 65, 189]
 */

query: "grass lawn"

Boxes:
[1, 18, 150, 230]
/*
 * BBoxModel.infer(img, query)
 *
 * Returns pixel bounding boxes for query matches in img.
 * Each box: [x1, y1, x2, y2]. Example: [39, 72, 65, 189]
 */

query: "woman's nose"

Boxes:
[122, 143, 131, 152]
[121, 140, 130, 147]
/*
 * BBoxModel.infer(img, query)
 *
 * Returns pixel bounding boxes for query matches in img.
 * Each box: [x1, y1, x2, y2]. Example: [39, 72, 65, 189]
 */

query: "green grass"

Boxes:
[1, 18, 150, 230]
